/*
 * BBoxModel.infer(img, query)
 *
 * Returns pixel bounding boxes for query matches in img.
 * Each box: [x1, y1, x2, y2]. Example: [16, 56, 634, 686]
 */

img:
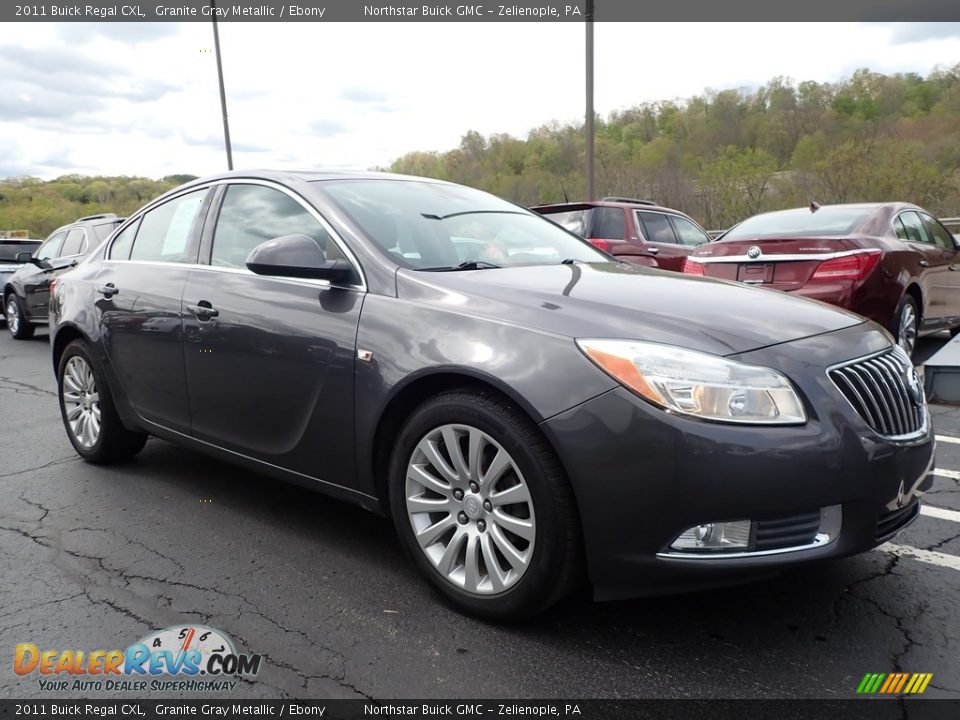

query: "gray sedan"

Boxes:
[49, 171, 933, 619]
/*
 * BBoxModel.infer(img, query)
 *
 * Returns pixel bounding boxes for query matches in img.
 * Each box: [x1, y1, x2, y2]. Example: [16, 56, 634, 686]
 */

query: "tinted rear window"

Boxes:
[723, 206, 876, 240]
[0, 242, 40, 261]
[92, 222, 122, 243]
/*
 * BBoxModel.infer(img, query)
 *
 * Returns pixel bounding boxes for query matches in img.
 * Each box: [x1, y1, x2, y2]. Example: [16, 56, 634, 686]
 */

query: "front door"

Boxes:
[182, 182, 364, 488]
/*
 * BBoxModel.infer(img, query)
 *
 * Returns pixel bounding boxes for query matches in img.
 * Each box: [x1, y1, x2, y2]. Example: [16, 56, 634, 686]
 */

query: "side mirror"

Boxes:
[245, 234, 357, 284]
[16, 252, 33, 264]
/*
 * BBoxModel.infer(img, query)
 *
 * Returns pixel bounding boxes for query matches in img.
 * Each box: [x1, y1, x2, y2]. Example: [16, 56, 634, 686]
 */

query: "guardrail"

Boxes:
[942, 217, 960, 229]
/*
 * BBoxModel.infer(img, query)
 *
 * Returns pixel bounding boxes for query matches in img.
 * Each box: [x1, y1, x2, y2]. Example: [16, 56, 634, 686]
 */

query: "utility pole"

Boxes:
[211, 0, 234, 170]
[585, 0, 595, 200]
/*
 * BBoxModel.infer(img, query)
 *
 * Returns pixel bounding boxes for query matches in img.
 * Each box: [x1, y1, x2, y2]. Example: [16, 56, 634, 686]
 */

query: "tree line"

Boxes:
[391, 66, 960, 230]
[0, 175, 195, 238]
[3, 67, 959, 238]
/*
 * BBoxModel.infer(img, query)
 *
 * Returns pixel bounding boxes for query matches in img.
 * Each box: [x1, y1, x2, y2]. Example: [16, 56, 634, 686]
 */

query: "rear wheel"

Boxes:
[58, 339, 148, 463]
[389, 389, 582, 620]
[5, 293, 34, 340]
[895, 296, 919, 357]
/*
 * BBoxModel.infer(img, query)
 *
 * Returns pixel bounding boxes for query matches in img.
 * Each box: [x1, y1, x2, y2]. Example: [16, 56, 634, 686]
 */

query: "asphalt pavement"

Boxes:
[2, 328, 960, 699]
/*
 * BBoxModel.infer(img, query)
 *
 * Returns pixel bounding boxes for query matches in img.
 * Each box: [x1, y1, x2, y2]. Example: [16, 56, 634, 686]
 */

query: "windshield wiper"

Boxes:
[420, 260, 502, 271]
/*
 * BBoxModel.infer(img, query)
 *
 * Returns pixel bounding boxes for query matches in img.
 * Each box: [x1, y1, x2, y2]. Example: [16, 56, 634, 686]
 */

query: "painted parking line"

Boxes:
[921, 505, 960, 524]
[880, 543, 960, 572]
[933, 468, 960, 481]
[936, 434, 960, 445]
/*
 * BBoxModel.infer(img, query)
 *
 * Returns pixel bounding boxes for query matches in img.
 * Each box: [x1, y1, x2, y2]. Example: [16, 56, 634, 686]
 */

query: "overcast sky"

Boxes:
[1, 21, 959, 180]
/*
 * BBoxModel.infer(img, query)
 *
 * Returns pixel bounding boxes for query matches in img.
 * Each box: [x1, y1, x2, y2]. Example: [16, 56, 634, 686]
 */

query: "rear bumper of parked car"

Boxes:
[541, 327, 935, 601]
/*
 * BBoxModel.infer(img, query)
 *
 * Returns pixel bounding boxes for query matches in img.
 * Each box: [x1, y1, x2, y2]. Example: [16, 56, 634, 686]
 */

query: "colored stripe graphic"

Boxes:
[857, 673, 933, 694]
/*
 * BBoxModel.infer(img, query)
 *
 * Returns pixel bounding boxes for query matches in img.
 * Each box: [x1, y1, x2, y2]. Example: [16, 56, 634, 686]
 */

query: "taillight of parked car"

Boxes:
[49, 279, 57, 295]
[587, 238, 612, 252]
[682, 258, 705, 276]
[809, 250, 882, 283]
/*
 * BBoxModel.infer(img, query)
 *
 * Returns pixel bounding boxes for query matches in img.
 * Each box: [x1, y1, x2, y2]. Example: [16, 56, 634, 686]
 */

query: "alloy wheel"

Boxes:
[62, 356, 101, 448]
[5, 296, 19, 335]
[404, 424, 535, 595]
[898, 303, 917, 357]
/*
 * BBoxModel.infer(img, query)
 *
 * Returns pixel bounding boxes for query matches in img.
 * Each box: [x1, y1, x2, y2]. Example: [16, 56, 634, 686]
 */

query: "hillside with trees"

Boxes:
[3, 67, 959, 238]
[391, 66, 960, 230]
[0, 175, 195, 238]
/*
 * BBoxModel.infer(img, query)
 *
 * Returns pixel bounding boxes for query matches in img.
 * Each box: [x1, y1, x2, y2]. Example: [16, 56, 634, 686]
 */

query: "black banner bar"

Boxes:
[2, 0, 960, 22]
[1, 700, 960, 720]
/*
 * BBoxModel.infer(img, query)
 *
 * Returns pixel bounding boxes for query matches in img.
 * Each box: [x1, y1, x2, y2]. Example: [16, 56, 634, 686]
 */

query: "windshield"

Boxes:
[317, 179, 608, 269]
[723, 206, 876, 240]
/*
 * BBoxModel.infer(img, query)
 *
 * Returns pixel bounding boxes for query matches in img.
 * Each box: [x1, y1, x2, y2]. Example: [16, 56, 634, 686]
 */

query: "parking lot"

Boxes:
[1, 328, 959, 700]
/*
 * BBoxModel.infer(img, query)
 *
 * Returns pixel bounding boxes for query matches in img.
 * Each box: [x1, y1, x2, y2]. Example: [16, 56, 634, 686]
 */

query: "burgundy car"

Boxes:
[682, 203, 960, 356]
[532, 198, 711, 272]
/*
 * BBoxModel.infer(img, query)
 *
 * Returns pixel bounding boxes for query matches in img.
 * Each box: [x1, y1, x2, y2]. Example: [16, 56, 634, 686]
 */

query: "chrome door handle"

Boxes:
[187, 303, 219, 319]
[647, 247, 659, 255]
[97, 284, 118, 298]
[919, 259, 929, 268]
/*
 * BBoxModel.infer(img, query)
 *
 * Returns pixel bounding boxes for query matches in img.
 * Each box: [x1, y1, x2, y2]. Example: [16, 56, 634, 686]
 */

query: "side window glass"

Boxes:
[211, 184, 335, 269]
[670, 216, 710, 247]
[899, 212, 931, 245]
[37, 231, 67, 260]
[592, 207, 626, 239]
[109, 219, 140, 260]
[130, 190, 207, 263]
[637, 212, 678, 244]
[894, 217, 910, 241]
[60, 228, 86, 257]
[922, 213, 956, 250]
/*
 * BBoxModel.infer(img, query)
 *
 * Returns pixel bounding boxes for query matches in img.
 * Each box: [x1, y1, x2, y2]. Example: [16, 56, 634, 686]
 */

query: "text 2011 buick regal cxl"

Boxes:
[49, 171, 934, 619]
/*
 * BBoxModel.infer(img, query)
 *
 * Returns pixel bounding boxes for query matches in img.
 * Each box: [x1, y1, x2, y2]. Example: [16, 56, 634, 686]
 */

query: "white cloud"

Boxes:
[1, 22, 959, 180]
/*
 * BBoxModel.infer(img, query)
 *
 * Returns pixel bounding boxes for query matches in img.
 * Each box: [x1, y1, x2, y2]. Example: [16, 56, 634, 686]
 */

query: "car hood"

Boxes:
[396, 262, 865, 356]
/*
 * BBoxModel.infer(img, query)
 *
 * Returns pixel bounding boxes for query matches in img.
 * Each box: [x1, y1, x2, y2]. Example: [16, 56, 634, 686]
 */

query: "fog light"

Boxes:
[670, 520, 751, 551]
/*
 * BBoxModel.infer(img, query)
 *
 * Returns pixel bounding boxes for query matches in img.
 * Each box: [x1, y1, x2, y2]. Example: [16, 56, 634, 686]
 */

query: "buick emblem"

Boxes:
[747, 246, 762, 259]
[905, 367, 924, 407]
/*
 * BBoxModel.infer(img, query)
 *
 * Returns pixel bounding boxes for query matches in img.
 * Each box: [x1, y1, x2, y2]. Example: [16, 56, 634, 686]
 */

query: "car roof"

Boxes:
[532, 200, 686, 215]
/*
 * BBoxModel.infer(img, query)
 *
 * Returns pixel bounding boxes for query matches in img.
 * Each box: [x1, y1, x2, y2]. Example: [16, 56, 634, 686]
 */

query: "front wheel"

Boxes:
[58, 339, 148, 463]
[5, 293, 34, 340]
[894, 296, 919, 358]
[388, 390, 582, 619]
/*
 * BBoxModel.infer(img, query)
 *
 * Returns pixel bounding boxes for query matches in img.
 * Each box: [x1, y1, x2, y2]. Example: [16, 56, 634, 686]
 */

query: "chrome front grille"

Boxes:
[829, 348, 926, 438]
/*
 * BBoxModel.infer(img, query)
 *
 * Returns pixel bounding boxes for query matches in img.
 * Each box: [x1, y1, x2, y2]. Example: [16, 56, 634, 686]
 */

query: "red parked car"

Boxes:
[683, 203, 960, 356]
[532, 198, 712, 272]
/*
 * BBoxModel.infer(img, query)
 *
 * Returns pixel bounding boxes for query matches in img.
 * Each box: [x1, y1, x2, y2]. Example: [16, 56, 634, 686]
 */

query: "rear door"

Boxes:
[634, 211, 690, 271]
[96, 188, 210, 433]
[181, 181, 365, 488]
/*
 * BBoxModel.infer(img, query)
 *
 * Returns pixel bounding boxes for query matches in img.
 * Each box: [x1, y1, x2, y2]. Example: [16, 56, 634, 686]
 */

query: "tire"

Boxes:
[57, 339, 148, 463]
[894, 295, 919, 358]
[5, 293, 34, 340]
[388, 389, 583, 620]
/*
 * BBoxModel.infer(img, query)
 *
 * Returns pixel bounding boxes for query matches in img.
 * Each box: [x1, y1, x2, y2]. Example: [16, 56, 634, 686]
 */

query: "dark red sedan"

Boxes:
[532, 198, 711, 272]
[682, 203, 960, 356]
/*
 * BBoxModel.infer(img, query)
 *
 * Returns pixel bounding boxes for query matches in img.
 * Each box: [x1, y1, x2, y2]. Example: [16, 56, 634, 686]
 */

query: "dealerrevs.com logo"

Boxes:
[14, 625, 262, 692]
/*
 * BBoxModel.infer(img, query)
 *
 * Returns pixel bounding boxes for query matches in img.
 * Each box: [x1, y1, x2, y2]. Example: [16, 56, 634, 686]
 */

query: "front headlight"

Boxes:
[576, 339, 806, 425]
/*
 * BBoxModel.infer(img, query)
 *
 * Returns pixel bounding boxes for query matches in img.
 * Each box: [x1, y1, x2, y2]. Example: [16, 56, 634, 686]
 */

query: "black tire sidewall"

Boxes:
[388, 392, 575, 620]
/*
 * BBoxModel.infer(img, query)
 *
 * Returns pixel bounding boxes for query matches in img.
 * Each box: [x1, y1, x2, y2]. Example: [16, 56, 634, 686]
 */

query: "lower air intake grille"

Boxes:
[829, 348, 925, 438]
[877, 501, 920, 542]
[754, 511, 821, 551]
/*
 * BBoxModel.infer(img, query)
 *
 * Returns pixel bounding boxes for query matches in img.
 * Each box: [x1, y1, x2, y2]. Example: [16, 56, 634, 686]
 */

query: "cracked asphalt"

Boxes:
[2, 329, 960, 700]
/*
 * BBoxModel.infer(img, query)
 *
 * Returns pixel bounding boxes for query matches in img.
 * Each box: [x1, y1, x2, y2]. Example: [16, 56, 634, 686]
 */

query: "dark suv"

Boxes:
[532, 198, 712, 272]
[4, 214, 123, 339]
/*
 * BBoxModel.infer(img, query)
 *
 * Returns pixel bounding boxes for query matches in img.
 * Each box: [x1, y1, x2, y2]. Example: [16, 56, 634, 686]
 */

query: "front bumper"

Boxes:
[541, 324, 935, 600]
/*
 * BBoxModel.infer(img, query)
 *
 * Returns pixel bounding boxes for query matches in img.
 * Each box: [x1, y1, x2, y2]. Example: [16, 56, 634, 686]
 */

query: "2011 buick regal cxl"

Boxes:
[49, 171, 934, 619]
